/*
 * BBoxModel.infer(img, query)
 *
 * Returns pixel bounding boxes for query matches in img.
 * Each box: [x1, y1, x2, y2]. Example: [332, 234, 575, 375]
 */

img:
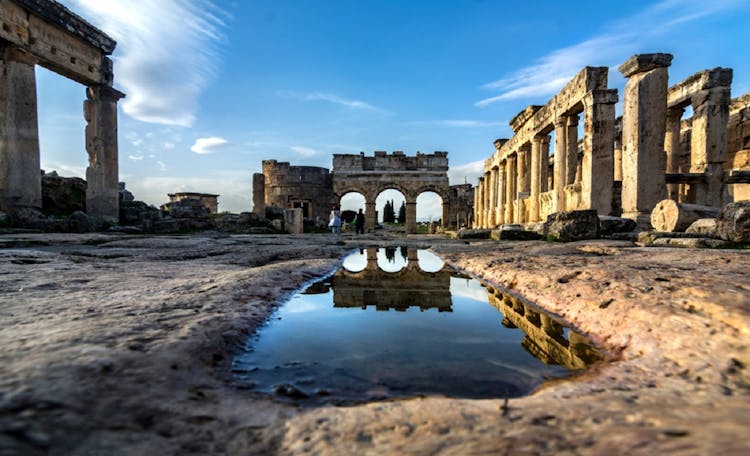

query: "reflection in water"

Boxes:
[234, 247, 602, 403]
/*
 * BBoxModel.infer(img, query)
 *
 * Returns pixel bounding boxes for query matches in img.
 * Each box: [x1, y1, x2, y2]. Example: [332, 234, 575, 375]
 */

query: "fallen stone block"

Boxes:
[543, 210, 599, 242]
[685, 218, 718, 237]
[598, 216, 638, 236]
[715, 201, 750, 243]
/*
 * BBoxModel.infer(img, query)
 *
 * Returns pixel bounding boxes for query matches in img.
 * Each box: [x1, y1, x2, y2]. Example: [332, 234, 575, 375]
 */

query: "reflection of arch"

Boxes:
[332, 152, 449, 234]
[332, 247, 452, 311]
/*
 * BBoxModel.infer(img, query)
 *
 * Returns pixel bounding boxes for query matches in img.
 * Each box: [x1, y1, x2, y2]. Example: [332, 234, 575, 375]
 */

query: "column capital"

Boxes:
[585, 89, 618, 107]
[87, 84, 126, 102]
[553, 117, 567, 129]
[618, 53, 673, 78]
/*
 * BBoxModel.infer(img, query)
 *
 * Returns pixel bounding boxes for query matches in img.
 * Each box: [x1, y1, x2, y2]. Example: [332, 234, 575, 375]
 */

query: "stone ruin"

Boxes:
[164, 192, 220, 215]
[473, 52, 750, 239]
[0, 0, 124, 225]
[253, 153, 474, 234]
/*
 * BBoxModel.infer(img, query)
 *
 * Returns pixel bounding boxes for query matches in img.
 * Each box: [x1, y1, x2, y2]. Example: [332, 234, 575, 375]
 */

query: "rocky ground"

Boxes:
[0, 232, 748, 455]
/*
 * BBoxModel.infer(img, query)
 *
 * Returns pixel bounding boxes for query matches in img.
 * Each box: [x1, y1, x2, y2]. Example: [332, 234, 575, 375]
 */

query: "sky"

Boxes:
[36, 0, 750, 218]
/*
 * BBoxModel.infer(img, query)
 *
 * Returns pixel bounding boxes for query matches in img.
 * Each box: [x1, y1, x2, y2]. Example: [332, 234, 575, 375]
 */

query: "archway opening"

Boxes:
[339, 191, 365, 226]
[376, 189, 406, 225]
[416, 191, 443, 233]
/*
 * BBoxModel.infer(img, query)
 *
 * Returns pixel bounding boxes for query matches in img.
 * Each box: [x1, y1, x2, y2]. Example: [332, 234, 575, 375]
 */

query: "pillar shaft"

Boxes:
[582, 89, 617, 216]
[488, 167, 497, 226]
[665, 107, 683, 201]
[690, 86, 731, 207]
[505, 155, 517, 223]
[365, 201, 376, 231]
[566, 115, 579, 185]
[405, 200, 417, 234]
[85, 84, 125, 222]
[540, 137, 550, 193]
[476, 177, 485, 228]
[619, 53, 672, 227]
[0, 45, 40, 211]
[530, 136, 543, 222]
[553, 118, 567, 212]
[496, 163, 506, 225]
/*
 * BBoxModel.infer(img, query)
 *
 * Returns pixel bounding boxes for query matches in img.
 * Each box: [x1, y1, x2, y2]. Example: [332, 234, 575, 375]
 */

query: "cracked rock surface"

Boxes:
[0, 233, 748, 454]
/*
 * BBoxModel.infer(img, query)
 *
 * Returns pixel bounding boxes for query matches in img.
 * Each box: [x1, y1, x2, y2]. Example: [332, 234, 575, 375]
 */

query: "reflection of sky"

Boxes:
[417, 250, 444, 272]
[377, 249, 407, 272]
[342, 250, 367, 272]
[449, 276, 490, 303]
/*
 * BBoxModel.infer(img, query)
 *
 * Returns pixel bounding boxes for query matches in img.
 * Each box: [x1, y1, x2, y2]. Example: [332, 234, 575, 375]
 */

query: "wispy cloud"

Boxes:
[448, 160, 485, 185]
[191, 136, 230, 154]
[290, 146, 318, 157]
[408, 119, 506, 128]
[278, 90, 379, 110]
[157, 161, 167, 171]
[68, 0, 229, 127]
[128, 154, 145, 161]
[476, 0, 744, 107]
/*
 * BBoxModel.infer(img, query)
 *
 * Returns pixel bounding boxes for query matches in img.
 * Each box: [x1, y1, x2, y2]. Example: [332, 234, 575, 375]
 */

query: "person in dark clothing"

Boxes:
[355, 208, 365, 234]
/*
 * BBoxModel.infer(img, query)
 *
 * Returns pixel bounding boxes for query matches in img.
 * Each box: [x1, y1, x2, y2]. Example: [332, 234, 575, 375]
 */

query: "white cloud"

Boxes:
[157, 161, 167, 171]
[278, 90, 379, 110]
[128, 154, 145, 161]
[68, 0, 229, 127]
[448, 160, 485, 185]
[40, 162, 86, 178]
[191, 136, 229, 154]
[475, 0, 744, 107]
[163, 142, 175, 150]
[290, 146, 318, 157]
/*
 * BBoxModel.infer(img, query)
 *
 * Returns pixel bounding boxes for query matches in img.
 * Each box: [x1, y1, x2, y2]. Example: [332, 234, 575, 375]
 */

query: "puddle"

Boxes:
[233, 247, 602, 403]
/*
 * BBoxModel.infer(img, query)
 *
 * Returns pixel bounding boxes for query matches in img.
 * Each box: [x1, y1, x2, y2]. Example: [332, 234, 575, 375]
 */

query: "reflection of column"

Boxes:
[582, 89, 617, 216]
[85, 84, 126, 221]
[365, 247, 378, 270]
[496, 162, 506, 225]
[405, 200, 417, 234]
[566, 115, 579, 185]
[0, 45, 41, 211]
[365, 200, 376, 231]
[665, 107, 683, 201]
[690, 70, 732, 207]
[619, 53, 672, 227]
[553, 117, 568, 213]
[530, 136, 543, 221]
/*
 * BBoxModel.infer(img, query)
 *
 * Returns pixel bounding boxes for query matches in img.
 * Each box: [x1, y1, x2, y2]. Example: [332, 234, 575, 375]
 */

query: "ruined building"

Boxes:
[166, 192, 219, 214]
[253, 160, 333, 222]
[474, 53, 750, 229]
[0, 0, 124, 221]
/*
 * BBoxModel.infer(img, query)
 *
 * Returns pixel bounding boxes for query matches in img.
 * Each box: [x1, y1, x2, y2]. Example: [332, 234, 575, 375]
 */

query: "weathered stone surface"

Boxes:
[161, 198, 211, 219]
[685, 218, 718, 236]
[119, 200, 162, 226]
[543, 209, 599, 241]
[68, 210, 94, 233]
[715, 200, 750, 242]
[618, 53, 673, 78]
[650, 237, 729, 248]
[650, 199, 720, 232]
[41, 172, 87, 216]
[491, 224, 542, 241]
[118, 182, 134, 202]
[637, 230, 708, 245]
[456, 228, 491, 239]
[598, 215, 638, 236]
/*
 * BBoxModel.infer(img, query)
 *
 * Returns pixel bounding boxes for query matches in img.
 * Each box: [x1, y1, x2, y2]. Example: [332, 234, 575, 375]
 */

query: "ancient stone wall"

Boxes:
[168, 192, 219, 214]
[448, 183, 474, 229]
[726, 93, 750, 201]
[0, 0, 124, 222]
[257, 160, 333, 222]
[332, 151, 450, 233]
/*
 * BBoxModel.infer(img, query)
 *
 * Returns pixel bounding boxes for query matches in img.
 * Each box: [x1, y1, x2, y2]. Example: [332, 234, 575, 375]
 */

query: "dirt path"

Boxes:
[0, 233, 748, 454]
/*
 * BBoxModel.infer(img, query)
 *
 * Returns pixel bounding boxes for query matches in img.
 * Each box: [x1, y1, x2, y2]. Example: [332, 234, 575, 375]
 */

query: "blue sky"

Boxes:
[37, 0, 750, 215]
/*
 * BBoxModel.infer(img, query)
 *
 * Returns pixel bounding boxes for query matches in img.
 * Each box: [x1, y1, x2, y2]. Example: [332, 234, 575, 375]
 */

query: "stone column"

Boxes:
[365, 200, 376, 232]
[566, 115, 579, 185]
[505, 154, 517, 223]
[614, 138, 623, 181]
[252, 173, 266, 215]
[441, 201, 450, 229]
[540, 136, 550, 193]
[582, 89, 617, 216]
[619, 53, 672, 227]
[690, 69, 732, 207]
[496, 162, 506, 225]
[85, 84, 126, 222]
[488, 167, 497, 227]
[405, 200, 417, 234]
[530, 136, 544, 222]
[664, 107, 683, 201]
[519, 145, 531, 194]
[553, 117, 568, 213]
[0, 45, 41, 212]
[476, 177, 484, 228]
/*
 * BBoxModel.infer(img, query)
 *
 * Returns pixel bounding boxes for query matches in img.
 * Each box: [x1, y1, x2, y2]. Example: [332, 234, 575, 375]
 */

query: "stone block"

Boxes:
[456, 229, 491, 239]
[598, 216, 638, 236]
[685, 218, 718, 237]
[543, 210, 599, 242]
[618, 53, 673, 78]
[491, 225, 542, 241]
[715, 201, 750, 242]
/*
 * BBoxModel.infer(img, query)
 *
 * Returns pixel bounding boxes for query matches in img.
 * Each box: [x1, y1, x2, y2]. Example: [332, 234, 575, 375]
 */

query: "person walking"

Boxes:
[329, 207, 342, 234]
[355, 208, 365, 235]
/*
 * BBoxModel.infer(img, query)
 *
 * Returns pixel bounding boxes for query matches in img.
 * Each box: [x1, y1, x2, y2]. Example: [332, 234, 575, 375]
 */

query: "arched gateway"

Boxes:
[332, 151, 449, 234]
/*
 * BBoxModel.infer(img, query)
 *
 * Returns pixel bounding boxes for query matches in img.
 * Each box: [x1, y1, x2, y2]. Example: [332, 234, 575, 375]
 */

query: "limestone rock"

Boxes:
[161, 198, 211, 219]
[685, 218, 718, 237]
[543, 210, 599, 242]
[650, 199, 719, 232]
[491, 225, 542, 241]
[715, 201, 750, 242]
[598, 216, 638, 236]
[41, 173, 87, 216]
[68, 211, 94, 233]
[456, 229, 490, 239]
[118, 182, 134, 202]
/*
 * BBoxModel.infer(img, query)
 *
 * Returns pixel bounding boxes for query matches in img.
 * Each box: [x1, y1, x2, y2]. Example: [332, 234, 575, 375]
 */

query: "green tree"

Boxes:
[383, 199, 395, 223]
[397, 201, 406, 224]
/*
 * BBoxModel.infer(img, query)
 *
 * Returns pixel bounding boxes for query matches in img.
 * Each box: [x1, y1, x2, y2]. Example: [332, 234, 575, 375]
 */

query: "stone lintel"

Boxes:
[585, 89, 619, 106]
[668, 68, 733, 108]
[88, 84, 126, 101]
[730, 92, 750, 114]
[510, 106, 543, 133]
[493, 138, 509, 150]
[16, 0, 116, 54]
[618, 53, 673, 78]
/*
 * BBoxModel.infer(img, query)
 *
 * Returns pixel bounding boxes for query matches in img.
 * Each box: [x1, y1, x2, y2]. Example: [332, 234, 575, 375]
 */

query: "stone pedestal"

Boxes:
[0, 45, 41, 211]
[85, 85, 125, 222]
[619, 53, 672, 227]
